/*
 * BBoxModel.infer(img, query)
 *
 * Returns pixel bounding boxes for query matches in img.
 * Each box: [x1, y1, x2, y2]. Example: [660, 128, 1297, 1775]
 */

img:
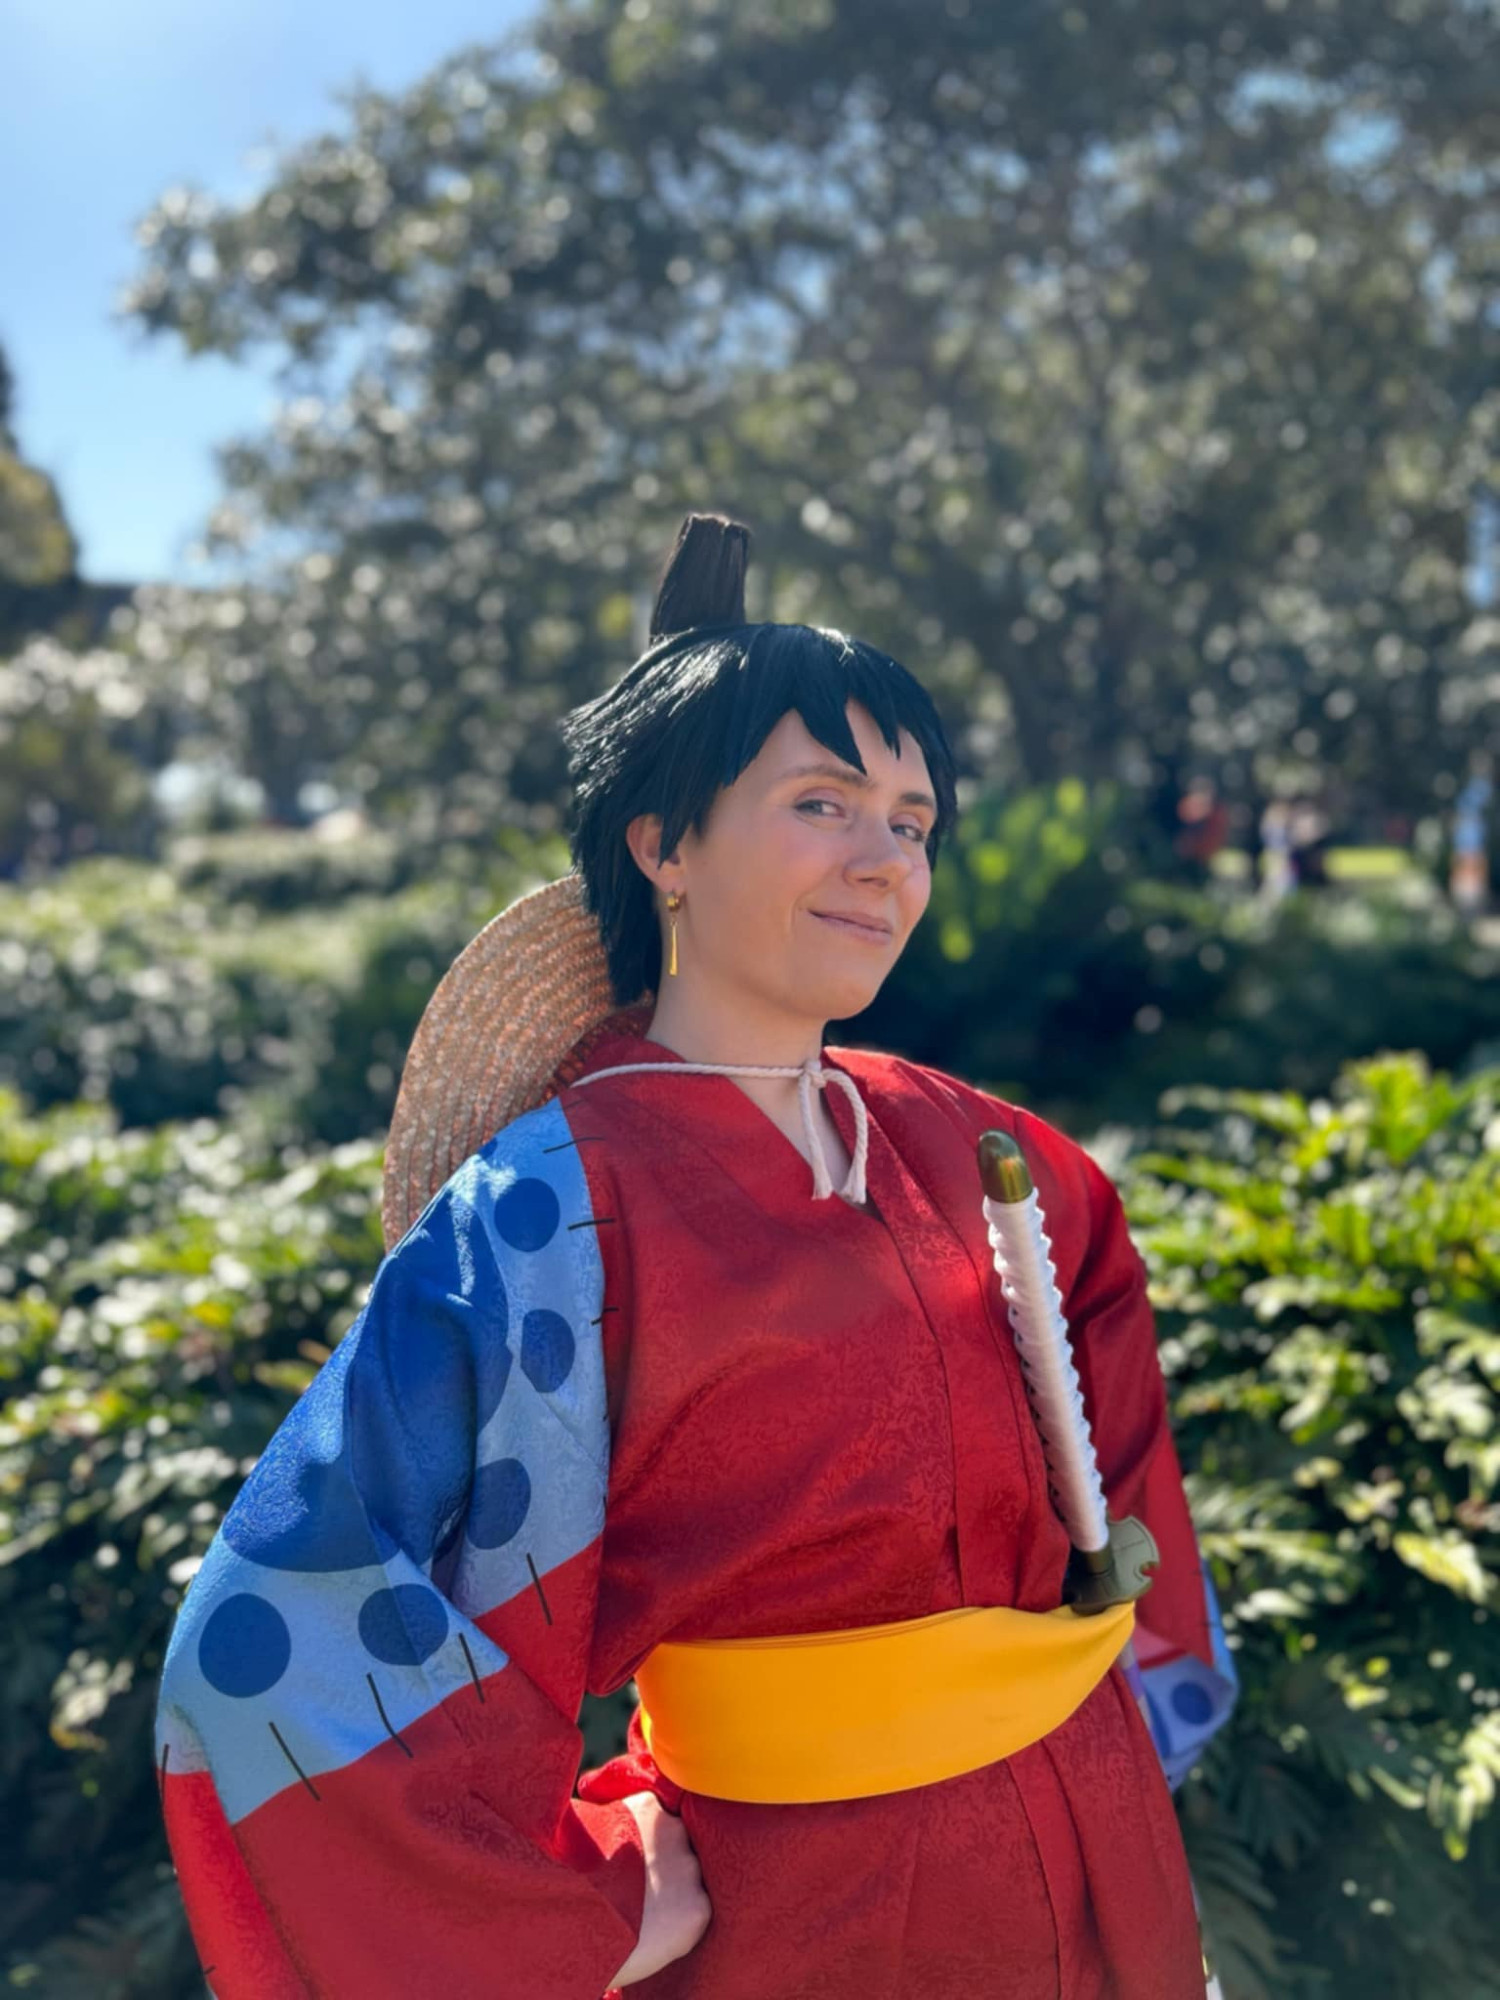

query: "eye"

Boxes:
[795, 799, 929, 843]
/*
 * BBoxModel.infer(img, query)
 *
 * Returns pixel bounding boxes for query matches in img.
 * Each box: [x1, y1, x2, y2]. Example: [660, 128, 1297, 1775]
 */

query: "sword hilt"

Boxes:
[1062, 1513, 1160, 1613]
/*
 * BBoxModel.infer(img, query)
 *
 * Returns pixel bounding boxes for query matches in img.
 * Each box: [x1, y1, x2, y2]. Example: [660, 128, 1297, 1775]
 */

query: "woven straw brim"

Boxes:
[380, 871, 642, 1250]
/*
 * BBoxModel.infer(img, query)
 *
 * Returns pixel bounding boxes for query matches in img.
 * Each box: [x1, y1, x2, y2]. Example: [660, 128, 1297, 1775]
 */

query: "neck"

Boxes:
[643, 983, 830, 1122]
[644, 981, 826, 1074]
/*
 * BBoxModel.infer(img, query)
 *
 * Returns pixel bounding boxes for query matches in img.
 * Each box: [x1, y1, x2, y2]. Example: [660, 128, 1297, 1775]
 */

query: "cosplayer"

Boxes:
[155, 513, 1236, 1997]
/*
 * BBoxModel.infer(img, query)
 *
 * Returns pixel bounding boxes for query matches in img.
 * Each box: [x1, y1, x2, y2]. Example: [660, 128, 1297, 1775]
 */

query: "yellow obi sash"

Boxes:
[634, 1597, 1136, 1804]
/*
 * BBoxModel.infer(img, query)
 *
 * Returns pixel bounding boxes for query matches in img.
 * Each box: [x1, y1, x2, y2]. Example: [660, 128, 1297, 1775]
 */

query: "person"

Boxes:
[1286, 797, 1333, 888]
[154, 513, 1236, 1998]
[1172, 775, 1230, 881]
[1258, 798, 1295, 902]
[1451, 753, 1494, 915]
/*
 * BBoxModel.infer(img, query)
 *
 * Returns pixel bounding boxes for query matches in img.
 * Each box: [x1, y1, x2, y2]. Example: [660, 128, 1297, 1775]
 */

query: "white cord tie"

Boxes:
[569, 1056, 869, 1206]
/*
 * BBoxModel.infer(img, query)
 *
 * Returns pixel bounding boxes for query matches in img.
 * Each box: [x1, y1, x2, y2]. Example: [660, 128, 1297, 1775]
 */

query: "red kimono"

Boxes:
[155, 1021, 1225, 1999]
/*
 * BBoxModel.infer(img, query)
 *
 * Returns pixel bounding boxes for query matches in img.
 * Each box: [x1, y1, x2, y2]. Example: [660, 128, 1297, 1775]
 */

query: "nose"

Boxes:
[849, 814, 917, 882]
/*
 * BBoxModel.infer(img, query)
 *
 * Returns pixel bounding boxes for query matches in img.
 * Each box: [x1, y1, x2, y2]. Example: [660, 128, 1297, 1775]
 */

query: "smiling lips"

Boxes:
[812, 910, 893, 941]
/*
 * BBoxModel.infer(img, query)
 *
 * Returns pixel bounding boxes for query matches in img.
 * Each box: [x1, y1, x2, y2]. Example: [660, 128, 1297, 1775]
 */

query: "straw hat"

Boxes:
[379, 871, 650, 1250]
[380, 509, 752, 1248]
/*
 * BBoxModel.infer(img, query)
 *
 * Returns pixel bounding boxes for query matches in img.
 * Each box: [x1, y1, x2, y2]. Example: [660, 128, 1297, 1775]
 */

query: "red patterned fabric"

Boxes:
[565, 1028, 1209, 1998]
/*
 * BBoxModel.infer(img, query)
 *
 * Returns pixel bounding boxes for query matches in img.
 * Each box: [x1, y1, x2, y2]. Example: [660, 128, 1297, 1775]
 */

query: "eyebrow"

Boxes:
[778, 760, 938, 814]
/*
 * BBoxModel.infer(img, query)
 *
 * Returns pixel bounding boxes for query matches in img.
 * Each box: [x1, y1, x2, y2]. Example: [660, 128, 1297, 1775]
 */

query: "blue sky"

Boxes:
[2, 0, 533, 587]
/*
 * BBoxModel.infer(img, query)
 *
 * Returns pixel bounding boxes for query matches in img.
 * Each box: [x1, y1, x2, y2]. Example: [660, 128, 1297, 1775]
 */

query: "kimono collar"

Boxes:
[567, 1055, 870, 1206]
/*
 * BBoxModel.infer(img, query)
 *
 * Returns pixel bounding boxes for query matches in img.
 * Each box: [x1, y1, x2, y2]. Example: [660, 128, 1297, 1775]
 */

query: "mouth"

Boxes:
[811, 910, 894, 942]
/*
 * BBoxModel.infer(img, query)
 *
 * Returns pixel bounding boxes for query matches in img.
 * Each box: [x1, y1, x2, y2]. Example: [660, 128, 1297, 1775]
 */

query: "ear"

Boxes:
[624, 812, 682, 891]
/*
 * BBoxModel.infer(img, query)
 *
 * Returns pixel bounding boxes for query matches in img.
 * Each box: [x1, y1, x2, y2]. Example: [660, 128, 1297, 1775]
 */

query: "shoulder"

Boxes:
[384, 1091, 601, 1265]
[829, 1045, 1127, 1221]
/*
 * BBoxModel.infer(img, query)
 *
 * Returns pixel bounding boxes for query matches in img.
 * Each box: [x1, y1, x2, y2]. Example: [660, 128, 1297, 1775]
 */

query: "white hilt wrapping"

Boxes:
[982, 1188, 1110, 1556]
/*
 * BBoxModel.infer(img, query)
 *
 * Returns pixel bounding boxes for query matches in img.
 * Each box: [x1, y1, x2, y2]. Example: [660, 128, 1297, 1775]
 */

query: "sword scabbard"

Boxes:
[978, 1129, 1160, 1617]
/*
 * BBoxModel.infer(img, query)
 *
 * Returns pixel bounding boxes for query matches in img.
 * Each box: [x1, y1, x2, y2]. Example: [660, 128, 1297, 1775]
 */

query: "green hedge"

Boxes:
[1123, 1052, 1500, 1997]
[0, 830, 568, 1145]
[0, 1088, 387, 1993]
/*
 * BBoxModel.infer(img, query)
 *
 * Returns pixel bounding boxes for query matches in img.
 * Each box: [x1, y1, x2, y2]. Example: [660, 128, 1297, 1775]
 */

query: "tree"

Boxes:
[114, 0, 1500, 846]
[0, 342, 84, 652]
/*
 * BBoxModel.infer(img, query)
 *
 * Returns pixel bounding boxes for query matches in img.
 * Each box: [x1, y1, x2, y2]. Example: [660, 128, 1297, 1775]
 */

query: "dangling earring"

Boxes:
[666, 891, 682, 976]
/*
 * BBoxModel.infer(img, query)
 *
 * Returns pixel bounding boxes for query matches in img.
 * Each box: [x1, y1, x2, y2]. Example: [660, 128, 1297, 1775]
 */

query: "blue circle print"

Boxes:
[468, 1457, 532, 1548]
[1170, 1679, 1215, 1726]
[521, 1310, 575, 1393]
[198, 1592, 292, 1699]
[358, 1583, 449, 1666]
[494, 1177, 560, 1252]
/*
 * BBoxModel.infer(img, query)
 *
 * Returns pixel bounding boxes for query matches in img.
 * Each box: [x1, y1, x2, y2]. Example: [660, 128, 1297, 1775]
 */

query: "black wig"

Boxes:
[559, 511, 960, 1007]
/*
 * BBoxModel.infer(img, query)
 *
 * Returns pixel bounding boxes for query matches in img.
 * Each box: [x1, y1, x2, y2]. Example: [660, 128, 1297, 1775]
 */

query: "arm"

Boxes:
[154, 1096, 645, 1998]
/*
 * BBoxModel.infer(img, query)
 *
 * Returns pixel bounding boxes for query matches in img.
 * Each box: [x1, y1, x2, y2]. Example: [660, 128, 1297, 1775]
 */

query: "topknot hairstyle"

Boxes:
[559, 510, 960, 1006]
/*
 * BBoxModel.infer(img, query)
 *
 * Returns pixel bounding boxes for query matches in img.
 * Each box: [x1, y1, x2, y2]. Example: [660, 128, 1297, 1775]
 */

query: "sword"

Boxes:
[977, 1131, 1226, 1998]
[976, 1131, 1158, 1614]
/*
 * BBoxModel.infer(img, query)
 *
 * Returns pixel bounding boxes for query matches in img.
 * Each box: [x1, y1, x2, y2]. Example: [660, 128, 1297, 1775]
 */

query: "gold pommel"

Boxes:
[977, 1129, 1033, 1204]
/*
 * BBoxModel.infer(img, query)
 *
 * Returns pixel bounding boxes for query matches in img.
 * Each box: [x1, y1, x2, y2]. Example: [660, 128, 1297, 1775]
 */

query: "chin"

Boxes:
[810, 979, 883, 1023]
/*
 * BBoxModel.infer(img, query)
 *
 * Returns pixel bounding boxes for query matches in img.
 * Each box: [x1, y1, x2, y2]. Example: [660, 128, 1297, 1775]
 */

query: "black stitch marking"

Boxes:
[590, 1305, 620, 1325]
[526, 1552, 554, 1625]
[202, 1967, 216, 1981]
[158, 1741, 170, 1792]
[366, 1672, 415, 1758]
[542, 1135, 606, 1152]
[268, 1721, 322, 1801]
[457, 1632, 486, 1703]
[567, 1215, 617, 1231]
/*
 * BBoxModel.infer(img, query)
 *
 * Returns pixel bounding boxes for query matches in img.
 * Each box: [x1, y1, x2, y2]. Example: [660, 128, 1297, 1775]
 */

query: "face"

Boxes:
[627, 700, 936, 1032]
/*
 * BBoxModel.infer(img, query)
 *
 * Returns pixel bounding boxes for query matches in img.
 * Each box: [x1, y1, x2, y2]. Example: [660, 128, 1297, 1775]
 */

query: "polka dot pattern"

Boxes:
[521, 1309, 576, 1393]
[159, 1096, 614, 1828]
[199, 1592, 292, 1699]
[468, 1457, 532, 1549]
[494, 1176, 561, 1252]
[1170, 1680, 1214, 1726]
[358, 1583, 450, 1667]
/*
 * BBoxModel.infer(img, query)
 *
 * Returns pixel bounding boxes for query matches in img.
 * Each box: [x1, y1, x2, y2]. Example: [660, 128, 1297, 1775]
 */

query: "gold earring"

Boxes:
[666, 891, 682, 976]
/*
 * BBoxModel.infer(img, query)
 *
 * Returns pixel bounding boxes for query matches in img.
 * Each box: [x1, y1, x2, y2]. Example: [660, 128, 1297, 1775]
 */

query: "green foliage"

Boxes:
[0, 340, 81, 652]
[0, 639, 166, 876]
[1121, 1052, 1500, 1996]
[0, 834, 567, 1143]
[110, 0, 1499, 839]
[0, 1085, 387, 1993]
[165, 822, 419, 910]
